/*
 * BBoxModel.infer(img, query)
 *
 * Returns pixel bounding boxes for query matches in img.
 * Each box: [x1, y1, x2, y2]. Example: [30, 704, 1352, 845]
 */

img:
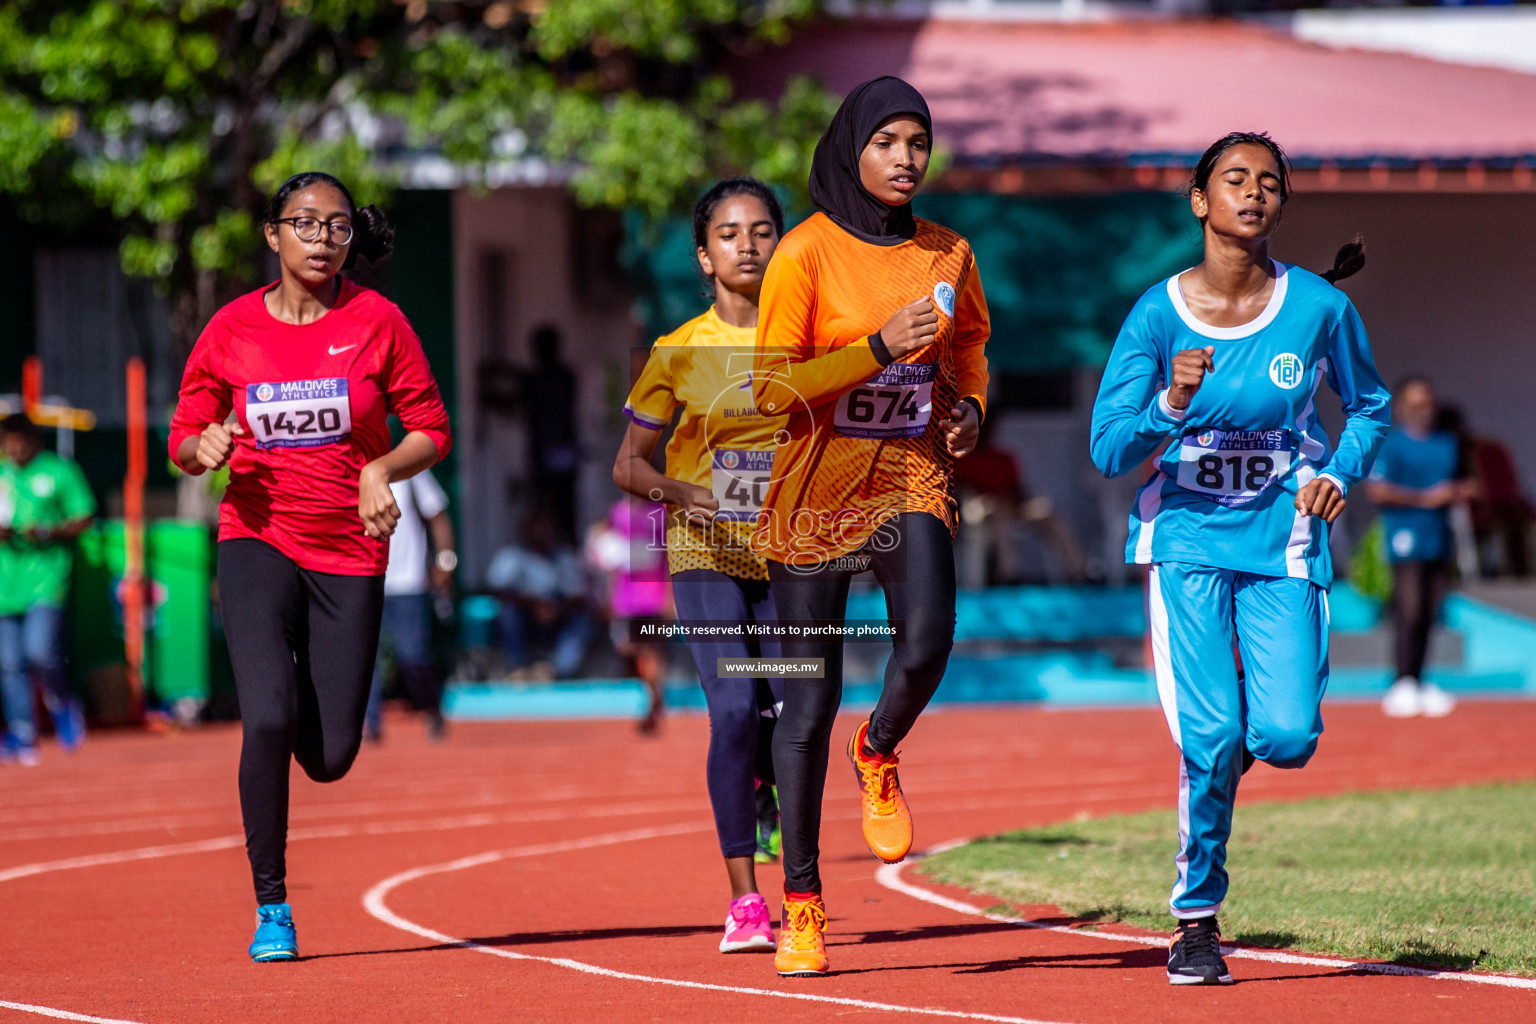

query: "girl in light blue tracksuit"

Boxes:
[1090, 131, 1390, 985]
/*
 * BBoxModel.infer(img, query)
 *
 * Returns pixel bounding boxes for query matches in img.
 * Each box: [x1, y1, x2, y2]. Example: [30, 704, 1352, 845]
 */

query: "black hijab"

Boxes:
[808, 76, 932, 246]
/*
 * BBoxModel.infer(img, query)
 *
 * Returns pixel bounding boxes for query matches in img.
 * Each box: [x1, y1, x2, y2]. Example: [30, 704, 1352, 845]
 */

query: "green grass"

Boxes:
[918, 781, 1536, 975]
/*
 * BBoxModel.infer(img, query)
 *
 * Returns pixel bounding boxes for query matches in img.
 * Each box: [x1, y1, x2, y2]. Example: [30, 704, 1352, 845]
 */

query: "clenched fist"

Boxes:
[196, 422, 244, 471]
[1295, 477, 1346, 523]
[880, 296, 939, 360]
[358, 463, 402, 539]
[1167, 346, 1216, 411]
[939, 402, 980, 459]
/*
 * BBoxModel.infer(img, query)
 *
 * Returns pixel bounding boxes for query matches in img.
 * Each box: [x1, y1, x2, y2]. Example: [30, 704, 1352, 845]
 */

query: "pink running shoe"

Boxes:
[719, 892, 775, 953]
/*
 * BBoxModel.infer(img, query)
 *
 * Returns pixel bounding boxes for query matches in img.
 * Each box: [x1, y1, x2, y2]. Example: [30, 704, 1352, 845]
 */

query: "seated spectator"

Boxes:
[486, 510, 593, 680]
[1432, 405, 1480, 579]
[952, 417, 1085, 586]
[1469, 437, 1533, 578]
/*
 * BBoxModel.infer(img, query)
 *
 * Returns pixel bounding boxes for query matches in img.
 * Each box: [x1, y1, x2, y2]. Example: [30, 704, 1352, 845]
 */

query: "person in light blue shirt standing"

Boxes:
[1365, 377, 1468, 719]
[1090, 131, 1390, 986]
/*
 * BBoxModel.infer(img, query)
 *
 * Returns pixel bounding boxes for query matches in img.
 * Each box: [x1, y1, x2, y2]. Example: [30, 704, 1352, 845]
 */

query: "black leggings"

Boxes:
[767, 512, 957, 894]
[1392, 559, 1452, 681]
[218, 538, 385, 906]
[672, 569, 782, 859]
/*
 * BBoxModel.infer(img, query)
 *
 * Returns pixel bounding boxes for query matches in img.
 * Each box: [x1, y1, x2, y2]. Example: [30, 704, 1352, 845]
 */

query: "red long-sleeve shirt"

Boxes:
[169, 280, 452, 576]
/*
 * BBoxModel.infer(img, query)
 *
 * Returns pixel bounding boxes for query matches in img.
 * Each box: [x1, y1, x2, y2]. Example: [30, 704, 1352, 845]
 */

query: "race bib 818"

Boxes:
[1175, 428, 1293, 508]
[246, 378, 352, 451]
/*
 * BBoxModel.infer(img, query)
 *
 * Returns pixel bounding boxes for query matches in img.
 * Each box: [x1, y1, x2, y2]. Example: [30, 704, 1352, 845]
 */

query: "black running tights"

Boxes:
[767, 512, 957, 894]
[218, 539, 385, 906]
[1392, 559, 1452, 681]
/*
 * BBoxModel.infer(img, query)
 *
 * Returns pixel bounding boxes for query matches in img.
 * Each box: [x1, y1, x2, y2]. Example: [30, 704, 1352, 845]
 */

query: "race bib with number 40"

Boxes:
[246, 378, 352, 451]
[710, 449, 775, 521]
[834, 363, 936, 440]
[1175, 428, 1293, 508]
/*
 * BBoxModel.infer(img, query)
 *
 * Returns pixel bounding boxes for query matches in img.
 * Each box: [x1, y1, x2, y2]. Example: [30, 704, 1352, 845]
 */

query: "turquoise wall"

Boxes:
[622, 192, 1197, 371]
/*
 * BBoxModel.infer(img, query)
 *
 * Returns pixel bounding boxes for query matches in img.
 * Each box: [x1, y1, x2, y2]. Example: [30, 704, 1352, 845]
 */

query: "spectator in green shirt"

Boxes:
[0, 414, 95, 765]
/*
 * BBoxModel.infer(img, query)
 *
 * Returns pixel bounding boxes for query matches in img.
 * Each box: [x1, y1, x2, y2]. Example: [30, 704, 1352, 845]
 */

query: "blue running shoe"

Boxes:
[54, 701, 85, 753]
[249, 903, 299, 962]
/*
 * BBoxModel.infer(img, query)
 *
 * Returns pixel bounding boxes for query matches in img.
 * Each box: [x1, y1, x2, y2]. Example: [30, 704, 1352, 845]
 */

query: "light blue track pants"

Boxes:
[1148, 562, 1330, 919]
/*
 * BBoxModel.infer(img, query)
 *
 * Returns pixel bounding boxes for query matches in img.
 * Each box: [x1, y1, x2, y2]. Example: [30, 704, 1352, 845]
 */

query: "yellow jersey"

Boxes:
[624, 306, 790, 580]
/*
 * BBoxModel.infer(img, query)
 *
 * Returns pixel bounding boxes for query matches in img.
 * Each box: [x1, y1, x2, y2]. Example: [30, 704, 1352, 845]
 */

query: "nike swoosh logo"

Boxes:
[328, 344, 356, 355]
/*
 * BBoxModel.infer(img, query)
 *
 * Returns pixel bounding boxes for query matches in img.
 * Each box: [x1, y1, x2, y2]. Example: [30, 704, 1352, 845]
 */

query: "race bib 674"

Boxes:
[246, 378, 352, 451]
[834, 363, 936, 440]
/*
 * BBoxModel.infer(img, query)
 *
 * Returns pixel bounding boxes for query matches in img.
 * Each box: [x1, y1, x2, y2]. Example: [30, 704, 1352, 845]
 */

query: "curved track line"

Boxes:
[878, 842, 1536, 992]
[0, 1000, 150, 1023]
[361, 824, 1083, 1024]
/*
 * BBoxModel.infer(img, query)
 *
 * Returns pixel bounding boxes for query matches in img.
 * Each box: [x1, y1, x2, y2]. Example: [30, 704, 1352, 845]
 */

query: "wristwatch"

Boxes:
[434, 549, 459, 572]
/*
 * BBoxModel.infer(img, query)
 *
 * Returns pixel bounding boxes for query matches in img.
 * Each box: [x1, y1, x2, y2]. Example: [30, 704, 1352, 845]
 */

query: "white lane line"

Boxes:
[0, 772, 1162, 843]
[0, 792, 1037, 886]
[362, 823, 1085, 1024]
[0, 795, 719, 844]
[0, 836, 246, 884]
[879, 842, 1536, 992]
[0, 800, 709, 883]
[0, 1000, 150, 1023]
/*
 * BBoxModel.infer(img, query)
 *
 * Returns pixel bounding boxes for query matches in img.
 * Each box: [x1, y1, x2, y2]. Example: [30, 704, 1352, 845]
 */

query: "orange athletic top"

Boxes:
[751, 212, 990, 564]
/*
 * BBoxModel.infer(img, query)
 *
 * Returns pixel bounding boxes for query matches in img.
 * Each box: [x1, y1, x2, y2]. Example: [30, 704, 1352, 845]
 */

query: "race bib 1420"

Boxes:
[1175, 428, 1293, 507]
[246, 378, 352, 451]
[834, 362, 936, 439]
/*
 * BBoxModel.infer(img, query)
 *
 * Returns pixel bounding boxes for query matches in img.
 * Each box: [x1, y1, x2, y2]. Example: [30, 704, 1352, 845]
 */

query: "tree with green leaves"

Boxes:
[0, 0, 838, 350]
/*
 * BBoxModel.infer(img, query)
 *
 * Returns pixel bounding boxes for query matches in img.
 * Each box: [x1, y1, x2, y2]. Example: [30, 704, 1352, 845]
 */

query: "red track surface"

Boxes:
[6, 701, 1536, 1023]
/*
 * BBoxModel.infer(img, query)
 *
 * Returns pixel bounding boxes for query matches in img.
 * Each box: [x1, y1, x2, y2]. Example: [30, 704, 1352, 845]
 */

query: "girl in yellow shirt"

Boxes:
[613, 178, 791, 956]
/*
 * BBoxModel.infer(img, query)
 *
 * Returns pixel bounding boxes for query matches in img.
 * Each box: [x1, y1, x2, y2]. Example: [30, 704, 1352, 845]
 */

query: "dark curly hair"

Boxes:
[1189, 132, 1364, 285]
[264, 172, 394, 270]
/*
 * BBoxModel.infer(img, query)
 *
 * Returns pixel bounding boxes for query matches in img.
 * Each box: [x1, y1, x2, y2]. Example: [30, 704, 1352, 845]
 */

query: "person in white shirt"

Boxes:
[485, 509, 594, 679]
[364, 469, 457, 742]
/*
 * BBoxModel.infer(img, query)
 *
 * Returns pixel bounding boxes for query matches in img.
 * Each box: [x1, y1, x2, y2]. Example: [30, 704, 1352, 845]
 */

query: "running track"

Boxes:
[6, 702, 1536, 1023]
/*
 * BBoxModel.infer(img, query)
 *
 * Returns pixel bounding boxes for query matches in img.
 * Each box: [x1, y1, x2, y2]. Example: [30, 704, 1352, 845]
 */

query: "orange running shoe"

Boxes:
[847, 719, 912, 863]
[775, 892, 829, 977]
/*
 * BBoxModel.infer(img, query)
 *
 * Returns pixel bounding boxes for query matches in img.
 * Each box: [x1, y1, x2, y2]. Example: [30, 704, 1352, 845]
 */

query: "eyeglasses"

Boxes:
[271, 217, 353, 245]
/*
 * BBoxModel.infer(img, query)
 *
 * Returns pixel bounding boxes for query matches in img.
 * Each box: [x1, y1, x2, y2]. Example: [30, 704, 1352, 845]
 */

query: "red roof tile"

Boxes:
[744, 18, 1536, 162]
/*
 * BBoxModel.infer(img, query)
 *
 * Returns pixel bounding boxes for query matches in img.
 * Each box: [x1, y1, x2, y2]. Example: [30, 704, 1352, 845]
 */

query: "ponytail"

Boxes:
[1320, 236, 1365, 285]
[348, 203, 395, 268]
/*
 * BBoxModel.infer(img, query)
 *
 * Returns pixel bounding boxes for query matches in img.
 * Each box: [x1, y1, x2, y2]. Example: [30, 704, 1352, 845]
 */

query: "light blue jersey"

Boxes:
[1090, 262, 1391, 588]
[1370, 429, 1459, 562]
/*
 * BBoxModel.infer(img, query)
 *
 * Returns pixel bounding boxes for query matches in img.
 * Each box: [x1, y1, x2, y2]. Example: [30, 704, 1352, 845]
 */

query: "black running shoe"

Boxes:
[1167, 917, 1233, 985]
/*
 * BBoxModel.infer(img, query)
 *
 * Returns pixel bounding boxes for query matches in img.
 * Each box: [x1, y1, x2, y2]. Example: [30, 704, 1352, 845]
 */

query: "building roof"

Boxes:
[749, 18, 1536, 164]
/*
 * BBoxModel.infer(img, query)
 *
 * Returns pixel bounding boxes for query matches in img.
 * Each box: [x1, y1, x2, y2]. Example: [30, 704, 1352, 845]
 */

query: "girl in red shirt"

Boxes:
[169, 172, 451, 962]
